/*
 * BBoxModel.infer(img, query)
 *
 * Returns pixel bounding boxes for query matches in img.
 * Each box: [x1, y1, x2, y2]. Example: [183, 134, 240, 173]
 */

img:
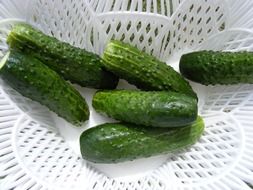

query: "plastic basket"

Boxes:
[0, 0, 252, 189]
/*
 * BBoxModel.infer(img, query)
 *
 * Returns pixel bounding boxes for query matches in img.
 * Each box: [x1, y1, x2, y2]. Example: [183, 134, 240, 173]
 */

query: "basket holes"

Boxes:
[218, 144, 228, 150]
[187, 163, 195, 169]
[197, 18, 203, 26]
[206, 17, 212, 24]
[173, 20, 176, 25]
[220, 136, 231, 141]
[196, 171, 205, 177]
[139, 35, 144, 42]
[173, 31, 176, 37]
[206, 6, 211, 13]
[219, 22, 226, 31]
[129, 33, 135, 41]
[177, 23, 181, 30]
[116, 22, 121, 32]
[176, 163, 184, 169]
[189, 4, 194, 12]
[50, 31, 55, 37]
[146, 23, 151, 33]
[215, 6, 220, 12]
[217, 14, 224, 22]
[175, 172, 182, 178]
[173, 43, 176, 49]
[202, 154, 212, 159]
[177, 35, 181, 42]
[92, 182, 98, 189]
[126, 22, 131, 30]
[199, 163, 207, 168]
[185, 171, 193, 178]
[235, 92, 249, 98]
[90, 28, 94, 46]
[229, 100, 241, 105]
[197, 28, 203, 35]
[214, 153, 224, 159]
[148, 37, 154, 46]
[154, 28, 159, 36]
[198, 38, 204, 44]
[205, 145, 214, 150]
[136, 21, 142, 31]
[120, 33, 125, 41]
[190, 17, 194, 24]
[177, 13, 181, 18]
[183, 14, 187, 21]
[190, 154, 199, 160]
[106, 24, 111, 34]
[197, 6, 202, 14]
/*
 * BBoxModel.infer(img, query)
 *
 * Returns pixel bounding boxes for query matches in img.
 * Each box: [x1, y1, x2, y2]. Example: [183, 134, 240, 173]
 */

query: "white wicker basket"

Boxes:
[0, 0, 253, 189]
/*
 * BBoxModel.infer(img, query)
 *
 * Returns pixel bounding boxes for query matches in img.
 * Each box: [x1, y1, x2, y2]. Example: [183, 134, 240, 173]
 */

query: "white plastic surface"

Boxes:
[0, 0, 253, 189]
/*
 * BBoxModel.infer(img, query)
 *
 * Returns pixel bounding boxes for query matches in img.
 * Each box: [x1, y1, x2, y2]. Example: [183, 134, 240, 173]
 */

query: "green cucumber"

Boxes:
[7, 23, 119, 89]
[80, 116, 204, 163]
[0, 51, 89, 126]
[92, 90, 197, 127]
[102, 40, 196, 98]
[179, 50, 253, 85]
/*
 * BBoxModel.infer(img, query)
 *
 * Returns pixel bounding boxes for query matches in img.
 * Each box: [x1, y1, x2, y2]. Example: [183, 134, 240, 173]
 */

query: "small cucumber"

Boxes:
[92, 90, 198, 127]
[7, 23, 119, 89]
[80, 117, 204, 163]
[102, 40, 196, 98]
[180, 50, 253, 85]
[0, 51, 89, 126]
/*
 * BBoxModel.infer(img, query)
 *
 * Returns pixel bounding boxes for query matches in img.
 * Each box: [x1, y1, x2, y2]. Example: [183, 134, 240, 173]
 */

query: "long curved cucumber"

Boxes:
[80, 117, 204, 163]
[180, 50, 253, 85]
[0, 50, 89, 126]
[7, 23, 119, 89]
[102, 40, 196, 98]
[92, 90, 198, 127]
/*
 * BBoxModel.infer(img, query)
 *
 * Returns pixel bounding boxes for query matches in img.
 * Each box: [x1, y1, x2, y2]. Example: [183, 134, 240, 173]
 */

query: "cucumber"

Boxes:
[7, 23, 119, 89]
[80, 116, 204, 163]
[92, 90, 197, 127]
[0, 51, 89, 126]
[102, 40, 196, 98]
[179, 50, 253, 85]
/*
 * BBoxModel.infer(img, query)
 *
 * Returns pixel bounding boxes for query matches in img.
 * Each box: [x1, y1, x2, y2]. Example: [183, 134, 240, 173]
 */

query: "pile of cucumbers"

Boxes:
[4, 23, 250, 164]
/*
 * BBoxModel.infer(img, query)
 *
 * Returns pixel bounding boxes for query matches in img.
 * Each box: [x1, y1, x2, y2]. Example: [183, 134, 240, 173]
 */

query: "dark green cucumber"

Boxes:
[80, 116, 204, 163]
[180, 50, 253, 85]
[7, 23, 118, 89]
[0, 51, 89, 126]
[102, 40, 196, 98]
[92, 90, 197, 127]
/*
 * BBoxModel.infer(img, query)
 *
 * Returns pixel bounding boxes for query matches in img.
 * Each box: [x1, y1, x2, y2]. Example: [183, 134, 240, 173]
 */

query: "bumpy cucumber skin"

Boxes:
[80, 117, 204, 163]
[102, 40, 196, 98]
[180, 50, 253, 85]
[7, 23, 118, 89]
[92, 90, 198, 127]
[0, 51, 89, 126]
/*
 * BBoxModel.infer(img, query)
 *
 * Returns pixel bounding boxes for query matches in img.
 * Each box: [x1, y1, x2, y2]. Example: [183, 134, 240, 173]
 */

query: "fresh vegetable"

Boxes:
[7, 23, 119, 89]
[0, 51, 89, 126]
[92, 90, 198, 127]
[102, 40, 196, 98]
[179, 50, 253, 85]
[80, 116, 204, 163]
